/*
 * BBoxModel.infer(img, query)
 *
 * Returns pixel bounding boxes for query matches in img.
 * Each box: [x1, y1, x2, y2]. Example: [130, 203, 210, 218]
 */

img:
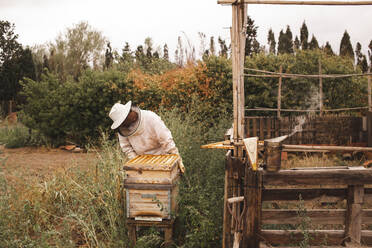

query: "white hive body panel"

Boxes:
[123, 154, 180, 220]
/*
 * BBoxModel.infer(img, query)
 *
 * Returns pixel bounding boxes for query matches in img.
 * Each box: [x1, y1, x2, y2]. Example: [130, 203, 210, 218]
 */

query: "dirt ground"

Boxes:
[0, 146, 99, 183]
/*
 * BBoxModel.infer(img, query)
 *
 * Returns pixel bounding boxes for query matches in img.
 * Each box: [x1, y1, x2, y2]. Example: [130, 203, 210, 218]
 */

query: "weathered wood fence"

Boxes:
[245, 115, 366, 145]
[223, 153, 372, 247]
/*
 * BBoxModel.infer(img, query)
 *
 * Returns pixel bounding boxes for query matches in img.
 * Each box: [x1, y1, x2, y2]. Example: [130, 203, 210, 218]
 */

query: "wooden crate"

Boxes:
[123, 154, 180, 220]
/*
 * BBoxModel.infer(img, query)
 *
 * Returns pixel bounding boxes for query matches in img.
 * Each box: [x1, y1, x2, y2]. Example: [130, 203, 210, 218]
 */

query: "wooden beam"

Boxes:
[262, 209, 345, 225]
[277, 65, 282, 119]
[345, 185, 364, 245]
[283, 144, 372, 152]
[263, 167, 372, 186]
[262, 188, 346, 201]
[260, 230, 345, 246]
[218, 0, 372, 5]
[243, 169, 263, 247]
[231, 2, 246, 157]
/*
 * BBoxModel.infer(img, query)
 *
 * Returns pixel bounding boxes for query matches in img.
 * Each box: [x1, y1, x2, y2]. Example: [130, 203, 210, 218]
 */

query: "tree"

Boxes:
[218, 37, 228, 57]
[144, 37, 153, 59]
[48, 21, 106, 80]
[368, 40, 372, 69]
[104, 42, 114, 69]
[277, 26, 294, 54]
[294, 36, 300, 51]
[245, 16, 260, 56]
[175, 36, 184, 67]
[309, 35, 319, 50]
[0, 21, 35, 112]
[163, 44, 169, 60]
[267, 28, 276, 54]
[323, 42, 334, 56]
[210, 36, 215, 56]
[355, 42, 368, 72]
[339, 30, 354, 60]
[300, 21, 309, 50]
[0, 21, 22, 66]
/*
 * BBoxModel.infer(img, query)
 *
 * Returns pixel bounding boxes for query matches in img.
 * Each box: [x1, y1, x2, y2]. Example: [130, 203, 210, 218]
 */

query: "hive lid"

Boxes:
[124, 154, 180, 171]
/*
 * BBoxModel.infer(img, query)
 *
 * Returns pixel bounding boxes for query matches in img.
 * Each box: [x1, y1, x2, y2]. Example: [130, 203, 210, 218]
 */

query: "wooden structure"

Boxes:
[218, 0, 372, 247]
[123, 154, 181, 246]
[245, 115, 366, 145]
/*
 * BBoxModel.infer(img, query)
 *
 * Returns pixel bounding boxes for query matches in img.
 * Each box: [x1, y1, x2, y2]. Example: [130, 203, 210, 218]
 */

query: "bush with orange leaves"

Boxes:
[129, 56, 233, 119]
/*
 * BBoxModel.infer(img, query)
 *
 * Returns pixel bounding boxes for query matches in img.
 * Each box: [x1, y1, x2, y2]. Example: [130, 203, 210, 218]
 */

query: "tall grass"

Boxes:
[0, 119, 49, 148]
[0, 104, 231, 247]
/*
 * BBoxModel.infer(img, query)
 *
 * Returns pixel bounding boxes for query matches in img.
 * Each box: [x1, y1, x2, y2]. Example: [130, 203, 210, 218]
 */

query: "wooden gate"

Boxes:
[223, 153, 372, 247]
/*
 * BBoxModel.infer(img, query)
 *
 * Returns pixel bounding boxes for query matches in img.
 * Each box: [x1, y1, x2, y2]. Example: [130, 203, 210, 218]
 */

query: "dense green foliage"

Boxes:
[0, 105, 230, 247]
[20, 70, 134, 146]
[245, 50, 367, 115]
[18, 50, 368, 146]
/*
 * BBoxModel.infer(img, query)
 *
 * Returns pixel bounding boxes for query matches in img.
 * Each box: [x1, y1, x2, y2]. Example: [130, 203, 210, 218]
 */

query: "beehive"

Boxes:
[123, 154, 180, 221]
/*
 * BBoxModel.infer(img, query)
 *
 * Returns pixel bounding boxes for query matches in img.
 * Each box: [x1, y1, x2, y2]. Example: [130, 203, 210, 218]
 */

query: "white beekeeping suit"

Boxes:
[109, 101, 184, 173]
[118, 109, 179, 159]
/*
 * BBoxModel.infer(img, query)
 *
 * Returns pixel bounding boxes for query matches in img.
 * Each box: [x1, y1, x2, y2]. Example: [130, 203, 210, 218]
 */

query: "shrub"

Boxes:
[21, 70, 134, 146]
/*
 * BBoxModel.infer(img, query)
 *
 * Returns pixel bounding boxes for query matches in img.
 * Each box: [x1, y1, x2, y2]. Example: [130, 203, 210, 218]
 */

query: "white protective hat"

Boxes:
[109, 101, 132, 130]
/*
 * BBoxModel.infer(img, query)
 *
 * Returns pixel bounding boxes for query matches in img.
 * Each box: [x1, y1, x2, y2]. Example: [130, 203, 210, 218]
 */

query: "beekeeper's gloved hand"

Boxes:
[168, 147, 185, 173]
[178, 159, 185, 173]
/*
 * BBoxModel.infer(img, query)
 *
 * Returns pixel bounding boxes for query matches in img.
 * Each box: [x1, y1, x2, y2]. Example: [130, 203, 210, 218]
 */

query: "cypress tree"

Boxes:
[210, 36, 215, 56]
[163, 44, 169, 60]
[245, 15, 260, 56]
[267, 28, 276, 54]
[309, 35, 319, 50]
[323, 42, 334, 56]
[339, 30, 354, 60]
[218, 37, 228, 57]
[355, 42, 368, 72]
[278, 26, 293, 54]
[368, 40, 372, 68]
[104, 42, 113, 69]
[294, 36, 300, 51]
[300, 21, 309, 50]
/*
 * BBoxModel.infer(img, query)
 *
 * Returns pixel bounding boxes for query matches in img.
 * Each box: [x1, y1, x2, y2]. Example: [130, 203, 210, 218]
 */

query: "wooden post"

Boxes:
[223, 152, 233, 248]
[128, 225, 137, 246]
[277, 65, 282, 119]
[231, 1, 247, 158]
[344, 185, 364, 246]
[319, 59, 323, 116]
[368, 67, 371, 112]
[243, 169, 262, 247]
[368, 111, 372, 147]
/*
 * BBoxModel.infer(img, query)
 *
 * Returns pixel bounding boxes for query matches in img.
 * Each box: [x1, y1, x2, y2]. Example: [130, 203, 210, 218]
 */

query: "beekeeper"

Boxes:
[109, 101, 185, 172]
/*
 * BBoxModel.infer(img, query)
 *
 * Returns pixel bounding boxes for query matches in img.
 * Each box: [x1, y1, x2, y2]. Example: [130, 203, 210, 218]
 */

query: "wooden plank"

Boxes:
[260, 118, 264, 140]
[218, 0, 372, 5]
[253, 118, 257, 137]
[362, 209, 372, 224]
[282, 144, 372, 152]
[263, 168, 372, 186]
[361, 230, 372, 245]
[262, 188, 346, 202]
[245, 118, 250, 137]
[345, 185, 364, 245]
[262, 209, 345, 225]
[243, 169, 263, 247]
[266, 118, 271, 138]
[223, 152, 233, 248]
[124, 182, 173, 190]
[277, 65, 282, 119]
[369, 68, 371, 112]
[260, 230, 345, 246]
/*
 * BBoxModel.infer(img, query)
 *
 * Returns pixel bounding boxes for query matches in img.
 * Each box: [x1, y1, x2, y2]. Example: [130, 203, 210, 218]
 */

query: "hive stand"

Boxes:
[127, 219, 174, 246]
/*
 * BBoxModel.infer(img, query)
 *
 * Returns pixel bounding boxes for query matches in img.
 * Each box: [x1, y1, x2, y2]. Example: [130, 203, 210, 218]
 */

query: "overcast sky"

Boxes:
[1, 0, 372, 60]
